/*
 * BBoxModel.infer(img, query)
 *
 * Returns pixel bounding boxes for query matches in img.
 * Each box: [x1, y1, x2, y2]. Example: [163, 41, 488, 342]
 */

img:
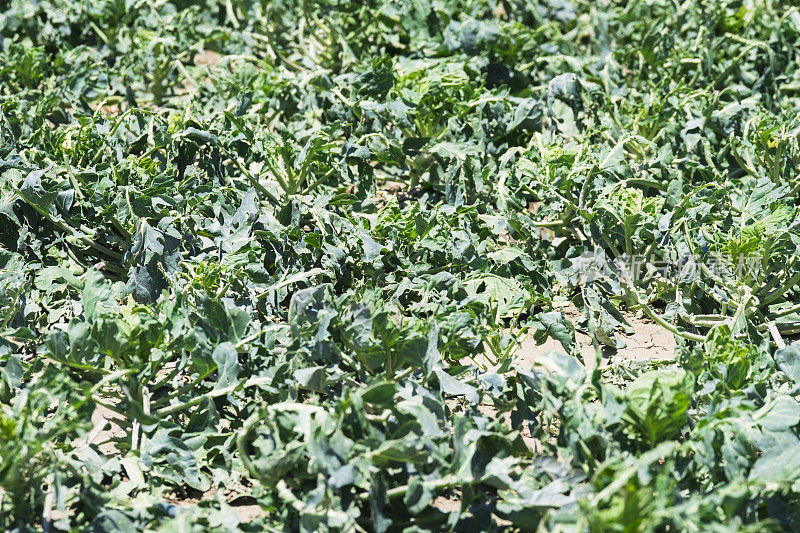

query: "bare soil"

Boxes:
[514, 312, 676, 371]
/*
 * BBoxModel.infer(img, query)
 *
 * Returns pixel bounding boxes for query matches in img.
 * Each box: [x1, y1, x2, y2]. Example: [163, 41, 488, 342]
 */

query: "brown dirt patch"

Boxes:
[89, 404, 126, 456]
[233, 503, 269, 522]
[469, 303, 676, 373]
[86, 101, 122, 116]
[194, 50, 222, 68]
[513, 312, 676, 371]
[374, 180, 407, 209]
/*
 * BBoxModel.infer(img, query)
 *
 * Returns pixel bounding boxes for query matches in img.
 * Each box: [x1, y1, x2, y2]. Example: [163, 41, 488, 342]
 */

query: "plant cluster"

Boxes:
[3, 0, 800, 530]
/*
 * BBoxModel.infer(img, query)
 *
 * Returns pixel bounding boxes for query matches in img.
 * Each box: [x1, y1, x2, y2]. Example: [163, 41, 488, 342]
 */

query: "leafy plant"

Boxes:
[622, 368, 694, 446]
[4, 0, 800, 530]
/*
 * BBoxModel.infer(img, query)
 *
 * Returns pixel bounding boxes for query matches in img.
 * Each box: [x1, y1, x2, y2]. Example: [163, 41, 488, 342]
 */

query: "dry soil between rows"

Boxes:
[515, 312, 677, 370]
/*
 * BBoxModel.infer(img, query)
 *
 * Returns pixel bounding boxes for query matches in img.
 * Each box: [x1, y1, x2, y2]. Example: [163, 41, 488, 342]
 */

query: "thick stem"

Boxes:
[763, 270, 800, 305]
[622, 279, 706, 342]
[354, 475, 461, 501]
[155, 376, 271, 417]
[236, 412, 261, 480]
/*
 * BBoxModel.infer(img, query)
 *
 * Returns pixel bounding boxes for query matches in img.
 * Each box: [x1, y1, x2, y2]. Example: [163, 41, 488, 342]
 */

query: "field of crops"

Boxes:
[5, 0, 800, 530]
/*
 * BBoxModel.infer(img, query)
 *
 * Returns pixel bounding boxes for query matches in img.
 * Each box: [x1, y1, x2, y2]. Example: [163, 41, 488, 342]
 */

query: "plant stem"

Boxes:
[155, 376, 271, 417]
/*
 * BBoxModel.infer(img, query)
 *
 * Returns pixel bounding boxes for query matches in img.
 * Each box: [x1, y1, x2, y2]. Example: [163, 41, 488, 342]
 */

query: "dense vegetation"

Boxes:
[4, 0, 800, 530]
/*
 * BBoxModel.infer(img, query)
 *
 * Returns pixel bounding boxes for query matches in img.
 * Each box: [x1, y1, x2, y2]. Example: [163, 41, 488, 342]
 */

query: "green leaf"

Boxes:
[404, 476, 433, 514]
[361, 381, 396, 406]
[434, 369, 478, 403]
[294, 366, 326, 391]
[754, 396, 800, 431]
[623, 369, 694, 445]
[211, 342, 242, 389]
